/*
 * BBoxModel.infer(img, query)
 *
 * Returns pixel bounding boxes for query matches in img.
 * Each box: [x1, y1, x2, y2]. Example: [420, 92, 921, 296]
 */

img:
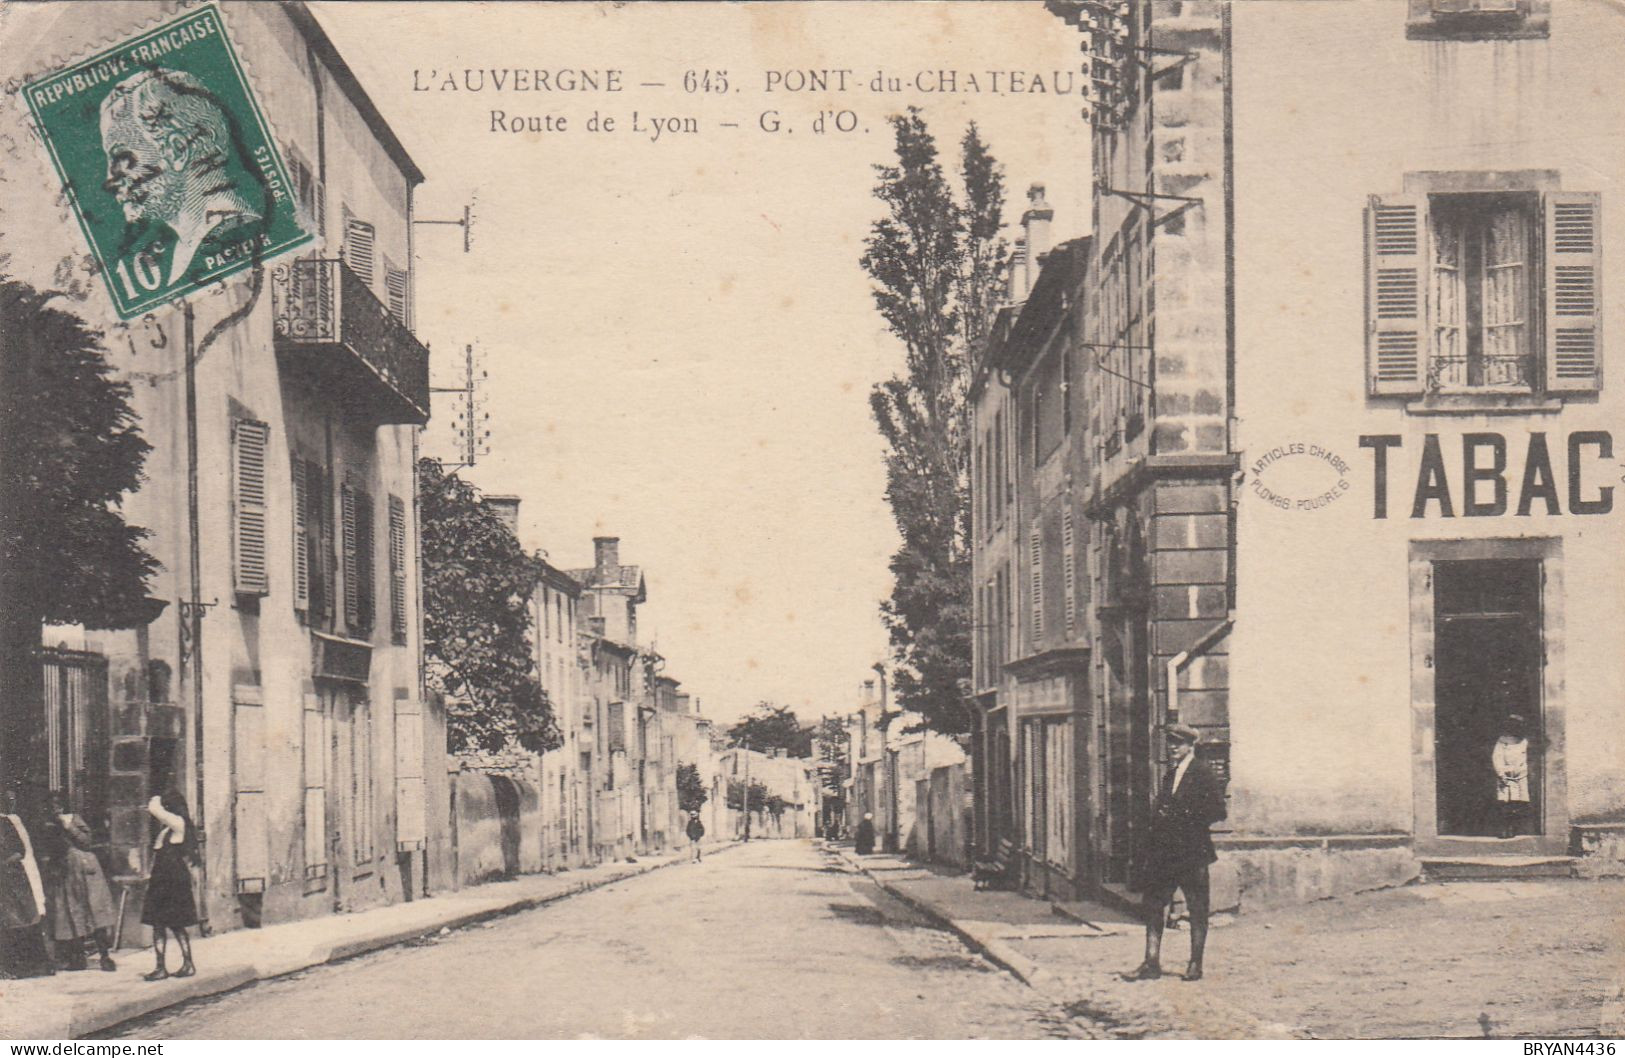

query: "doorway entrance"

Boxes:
[1433, 559, 1542, 838]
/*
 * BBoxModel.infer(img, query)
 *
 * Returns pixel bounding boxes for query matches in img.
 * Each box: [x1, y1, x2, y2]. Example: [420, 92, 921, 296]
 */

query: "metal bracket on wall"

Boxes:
[1096, 184, 1204, 230]
[176, 598, 219, 671]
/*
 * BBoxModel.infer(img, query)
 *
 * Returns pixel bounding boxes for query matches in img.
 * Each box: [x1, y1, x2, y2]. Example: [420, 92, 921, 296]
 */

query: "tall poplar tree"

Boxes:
[862, 110, 1007, 736]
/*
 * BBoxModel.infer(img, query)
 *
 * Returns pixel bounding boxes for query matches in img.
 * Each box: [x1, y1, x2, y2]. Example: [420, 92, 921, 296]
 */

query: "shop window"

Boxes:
[1365, 186, 1600, 399]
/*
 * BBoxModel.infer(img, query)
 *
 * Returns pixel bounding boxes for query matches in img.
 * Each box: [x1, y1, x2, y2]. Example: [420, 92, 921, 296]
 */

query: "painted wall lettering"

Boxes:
[1359, 431, 1616, 519]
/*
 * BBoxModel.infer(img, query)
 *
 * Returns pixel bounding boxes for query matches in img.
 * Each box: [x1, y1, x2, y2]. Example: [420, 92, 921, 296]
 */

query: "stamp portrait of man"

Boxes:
[98, 67, 261, 287]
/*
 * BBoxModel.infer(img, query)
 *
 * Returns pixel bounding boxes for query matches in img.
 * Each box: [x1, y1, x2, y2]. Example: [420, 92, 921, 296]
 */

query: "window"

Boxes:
[1032, 351, 1066, 465]
[388, 495, 407, 645]
[232, 419, 270, 596]
[344, 215, 376, 287]
[1366, 187, 1600, 398]
[1406, 0, 1549, 40]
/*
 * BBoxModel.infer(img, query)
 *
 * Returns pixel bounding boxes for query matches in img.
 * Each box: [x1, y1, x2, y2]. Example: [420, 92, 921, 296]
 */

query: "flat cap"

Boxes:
[1165, 722, 1201, 745]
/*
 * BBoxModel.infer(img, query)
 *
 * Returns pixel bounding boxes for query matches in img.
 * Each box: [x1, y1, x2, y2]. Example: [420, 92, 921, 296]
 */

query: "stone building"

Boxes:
[0, 1, 448, 935]
[970, 0, 1625, 911]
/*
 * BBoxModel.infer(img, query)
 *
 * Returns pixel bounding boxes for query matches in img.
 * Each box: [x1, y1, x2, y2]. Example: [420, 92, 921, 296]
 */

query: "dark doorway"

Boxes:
[491, 775, 522, 877]
[1433, 559, 1542, 837]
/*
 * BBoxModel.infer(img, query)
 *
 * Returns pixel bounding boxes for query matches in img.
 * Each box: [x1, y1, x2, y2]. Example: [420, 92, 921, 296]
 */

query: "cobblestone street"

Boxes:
[103, 842, 1082, 1039]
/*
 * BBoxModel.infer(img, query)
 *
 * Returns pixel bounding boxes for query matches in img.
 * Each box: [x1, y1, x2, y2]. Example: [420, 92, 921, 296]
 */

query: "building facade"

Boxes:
[0, 1, 447, 936]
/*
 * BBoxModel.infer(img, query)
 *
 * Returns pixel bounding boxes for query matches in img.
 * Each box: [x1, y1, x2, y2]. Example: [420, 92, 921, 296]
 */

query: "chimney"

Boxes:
[1008, 237, 1029, 302]
[1022, 183, 1054, 293]
[485, 495, 521, 535]
[587, 615, 607, 638]
[593, 536, 620, 571]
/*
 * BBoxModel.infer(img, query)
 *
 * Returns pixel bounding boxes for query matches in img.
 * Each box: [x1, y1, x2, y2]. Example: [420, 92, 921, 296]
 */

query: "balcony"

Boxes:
[271, 258, 430, 425]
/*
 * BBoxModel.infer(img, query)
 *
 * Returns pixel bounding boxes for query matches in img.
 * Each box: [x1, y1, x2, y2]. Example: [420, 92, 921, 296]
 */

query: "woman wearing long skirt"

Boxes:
[0, 789, 53, 979]
[46, 793, 118, 971]
[140, 789, 198, 980]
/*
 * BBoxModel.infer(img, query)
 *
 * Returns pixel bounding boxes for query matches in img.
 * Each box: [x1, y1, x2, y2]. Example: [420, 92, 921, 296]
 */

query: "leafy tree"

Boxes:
[0, 278, 159, 780]
[726, 779, 768, 813]
[861, 110, 1007, 737]
[676, 761, 708, 814]
[727, 701, 813, 758]
[417, 458, 559, 754]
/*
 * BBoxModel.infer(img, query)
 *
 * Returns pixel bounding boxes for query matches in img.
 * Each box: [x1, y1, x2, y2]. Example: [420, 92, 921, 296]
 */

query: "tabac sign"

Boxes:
[23, 5, 311, 319]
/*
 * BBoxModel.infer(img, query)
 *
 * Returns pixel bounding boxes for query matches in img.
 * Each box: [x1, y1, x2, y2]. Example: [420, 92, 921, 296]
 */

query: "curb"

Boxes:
[828, 845, 1050, 989]
[38, 842, 739, 1038]
[827, 843, 1304, 1040]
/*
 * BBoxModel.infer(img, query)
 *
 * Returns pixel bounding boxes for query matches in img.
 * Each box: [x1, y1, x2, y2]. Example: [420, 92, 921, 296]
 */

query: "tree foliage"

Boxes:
[861, 111, 1007, 736]
[417, 458, 559, 755]
[0, 278, 159, 630]
[814, 715, 849, 795]
[676, 761, 708, 813]
[727, 701, 813, 758]
[726, 778, 768, 813]
[0, 278, 160, 777]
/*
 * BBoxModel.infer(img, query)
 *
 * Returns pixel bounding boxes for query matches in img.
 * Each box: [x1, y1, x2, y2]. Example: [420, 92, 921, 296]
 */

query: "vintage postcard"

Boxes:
[0, 0, 1620, 1044]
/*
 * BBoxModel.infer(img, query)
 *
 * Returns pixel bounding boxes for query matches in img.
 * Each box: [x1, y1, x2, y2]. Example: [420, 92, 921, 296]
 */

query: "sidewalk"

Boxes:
[832, 844, 1625, 1039]
[1, 844, 734, 1040]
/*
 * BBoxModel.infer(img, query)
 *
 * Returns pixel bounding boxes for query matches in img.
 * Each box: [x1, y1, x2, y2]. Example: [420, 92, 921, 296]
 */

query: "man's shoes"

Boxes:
[1123, 961, 1162, 981]
[1182, 962, 1204, 982]
[142, 967, 168, 982]
[99, 955, 117, 972]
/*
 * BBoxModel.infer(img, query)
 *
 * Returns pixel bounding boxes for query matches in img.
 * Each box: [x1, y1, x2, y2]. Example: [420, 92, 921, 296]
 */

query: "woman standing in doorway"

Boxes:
[1492, 714, 1531, 839]
[140, 789, 198, 980]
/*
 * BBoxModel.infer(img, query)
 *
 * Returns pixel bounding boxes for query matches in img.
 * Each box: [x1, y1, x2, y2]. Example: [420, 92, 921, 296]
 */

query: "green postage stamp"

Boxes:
[23, 4, 311, 319]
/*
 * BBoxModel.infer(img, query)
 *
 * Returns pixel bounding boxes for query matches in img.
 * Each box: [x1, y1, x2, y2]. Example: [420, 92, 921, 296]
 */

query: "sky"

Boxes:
[312, 1, 1092, 725]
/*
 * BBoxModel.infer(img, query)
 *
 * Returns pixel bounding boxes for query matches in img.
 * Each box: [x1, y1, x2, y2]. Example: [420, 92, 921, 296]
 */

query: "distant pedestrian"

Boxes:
[854, 812, 876, 856]
[0, 788, 52, 979]
[1493, 714, 1531, 839]
[140, 789, 198, 981]
[46, 792, 118, 971]
[1126, 724, 1226, 983]
[686, 811, 706, 861]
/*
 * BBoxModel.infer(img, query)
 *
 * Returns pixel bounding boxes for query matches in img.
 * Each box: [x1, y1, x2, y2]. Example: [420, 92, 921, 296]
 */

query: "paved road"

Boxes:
[107, 840, 1079, 1039]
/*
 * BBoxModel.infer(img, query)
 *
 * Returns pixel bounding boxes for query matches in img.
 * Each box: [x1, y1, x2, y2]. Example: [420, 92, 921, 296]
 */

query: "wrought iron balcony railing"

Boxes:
[271, 258, 430, 425]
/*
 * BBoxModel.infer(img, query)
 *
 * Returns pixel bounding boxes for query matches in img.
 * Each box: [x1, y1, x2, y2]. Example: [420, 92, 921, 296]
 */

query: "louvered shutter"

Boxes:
[1062, 509, 1077, 637]
[232, 420, 270, 596]
[345, 218, 375, 286]
[355, 488, 375, 633]
[341, 481, 359, 629]
[388, 495, 408, 643]
[292, 458, 310, 610]
[1366, 194, 1428, 396]
[1029, 526, 1044, 642]
[1543, 192, 1602, 394]
[314, 180, 327, 239]
[385, 266, 408, 326]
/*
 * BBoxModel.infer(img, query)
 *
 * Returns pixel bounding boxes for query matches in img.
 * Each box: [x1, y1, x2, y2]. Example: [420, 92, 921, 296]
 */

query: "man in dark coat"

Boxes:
[854, 812, 876, 856]
[1126, 723, 1226, 982]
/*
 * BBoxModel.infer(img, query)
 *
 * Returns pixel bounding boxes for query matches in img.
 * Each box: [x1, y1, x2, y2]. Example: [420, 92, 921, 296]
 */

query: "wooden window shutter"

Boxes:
[385, 264, 408, 326]
[232, 419, 270, 596]
[1029, 526, 1044, 642]
[1543, 192, 1602, 394]
[356, 488, 375, 633]
[308, 462, 334, 619]
[388, 495, 407, 644]
[1062, 509, 1077, 637]
[1365, 194, 1428, 396]
[291, 457, 310, 611]
[345, 217, 376, 286]
[314, 180, 326, 239]
[341, 481, 359, 628]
